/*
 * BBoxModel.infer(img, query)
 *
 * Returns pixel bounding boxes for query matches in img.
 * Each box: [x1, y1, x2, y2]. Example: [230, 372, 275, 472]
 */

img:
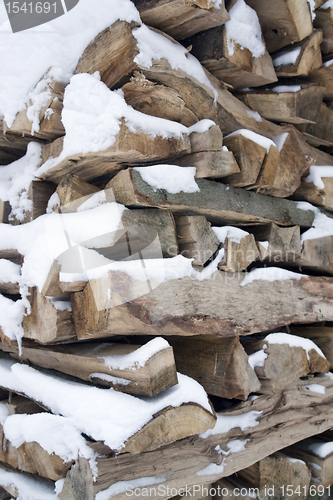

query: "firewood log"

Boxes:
[297, 103, 333, 148]
[176, 216, 220, 266]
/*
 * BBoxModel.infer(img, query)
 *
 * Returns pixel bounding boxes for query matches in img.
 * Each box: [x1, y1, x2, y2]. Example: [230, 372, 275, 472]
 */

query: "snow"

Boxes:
[273, 132, 289, 152]
[225, 0, 265, 58]
[48, 298, 72, 312]
[0, 359, 213, 451]
[264, 332, 326, 361]
[0, 464, 58, 500]
[304, 384, 326, 394]
[297, 202, 333, 242]
[96, 475, 166, 500]
[0, 0, 141, 127]
[196, 439, 248, 477]
[0, 259, 21, 284]
[260, 241, 269, 250]
[305, 165, 333, 190]
[212, 226, 249, 244]
[273, 47, 302, 67]
[287, 457, 306, 465]
[225, 129, 275, 153]
[271, 85, 302, 93]
[0, 295, 25, 344]
[77, 191, 107, 212]
[200, 411, 262, 438]
[246, 109, 262, 122]
[322, 0, 333, 9]
[90, 373, 132, 386]
[133, 165, 200, 194]
[308, 441, 333, 458]
[98, 338, 170, 371]
[248, 347, 268, 369]
[307, 0, 316, 19]
[308, 461, 322, 470]
[324, 58, 333, 67]
[241, 267, 306, 287]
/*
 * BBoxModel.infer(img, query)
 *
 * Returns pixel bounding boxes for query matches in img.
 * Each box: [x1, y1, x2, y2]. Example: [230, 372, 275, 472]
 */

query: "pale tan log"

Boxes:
[250, 223, 301, 263]
[238, 451, 311, 500]
[132, 0, 229, 40]
[39, 120, 191, 184]
[218, 233, 259, 272]
[122, 72, 197, 126]
[107, 168, 315, 227]
[252, 129, 308, 198]
[176, 216, 220, 266]
[185, 23, 277, 90]
[168, 335, 260, 400]
[297, 103, 333, 148]
[3, 80, 65, 142]
[222, 133, 267, 187]
[314, 5, 333, 54]
[173, 150, 240, 179]
[272, 30, 323, 78]
[245, 0, 313, 53]
[59, 376, 333, 500]
[71, 269, 333, 340]
[237, 83, 324, 125]
[308, 61, 333, 101]
[292, 175, 333, 211]
[56, 174, 100, 213]
[22, 288, 76, 345]
[41, 260, 69, 298]
[0, 341, 178, 397]
[295, 236, 333, 275]
[290, 326, 333, 369]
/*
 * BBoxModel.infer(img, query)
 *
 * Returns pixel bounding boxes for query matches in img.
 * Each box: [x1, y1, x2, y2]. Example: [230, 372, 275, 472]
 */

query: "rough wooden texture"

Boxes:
[174, 150, 240, 179]
[0, 120, 30, 165]
[297, 103, 333, 147]
[8, 181, 55, 225]
[56, 174, 100, 212]
[0, 341, 178, 397]
[184, 23, 277, 90]
[250, 223, 301, 263]
[292, 175, 333, 211]
[71, 269, 333, 340]
[59, 376, 333, 500]
[214, 477, 257, 500]
[107, 169, 315, 227]
[245, 0, 313, 53]
[22, 288, 76, 345]
[222, 133, 267, 187]
[168, 335, 260, 400]
[132, 0, 229, 40]
[308, 61, 333, 101]
[295, 236, 333, 275]
[272, 30, 323, 78]
[39, 120, 191, 184]
[290, 325, 333, 369]
[237, 84, 325, 125]
[176, 215, 220, 266]
[0, 200, 10, 224]
[0, 281, 20, 295]
[314, 5, 333, 54]
[218, 233, 259, 273]
[3, 80, 65, 142]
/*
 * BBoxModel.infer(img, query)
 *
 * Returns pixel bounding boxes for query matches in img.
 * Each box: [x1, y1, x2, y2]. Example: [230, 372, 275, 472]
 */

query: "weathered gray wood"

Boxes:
[107, 168, 315, 227]
[297, 103, 333, 148]
[290, 325, 333, 369]
[71, 269, 333, 340]
[218, 233, 259, 272]
[249, 223, 301, 263]
[308, 61, 333, 101]
[295, 236, 333, 275]
[173, 150, 240, 179]
[176, 216, 219, 266]
[314, 4, 333, 54]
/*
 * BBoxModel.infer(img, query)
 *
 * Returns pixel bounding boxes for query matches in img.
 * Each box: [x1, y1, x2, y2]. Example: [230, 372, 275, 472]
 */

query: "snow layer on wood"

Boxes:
[246, 109, 262, 122]
[0, 359, 213, 451]
[96, 475, 166, 500]
[133, 25, 218, 101]
[0, 464, 58, 500]
[322, 0, 333, 8]
[287, 457, 306, 465]
[90, 373, 132, 385]
[241, 267, 306, 287]
[297, 202, 333, 242]
[264, 332, 326, 360]
[307, 0, 316, 19]
[77, 191, 107, 212]
[305, 165, 333, 190]
[48, 298, 72, 312]
[324, 58, 333, 67]
[273, 47, 302, 67]
[308, 461, 322, 470]
[0, 295, 25, 344]
[271, 85, 302, 93]
[212, 226, 249, 244]
[98, 338, 171, 371]
[225, 0, 265, 58]
[225, 129, 275, 153]
[248, 347, 268, 369]
[304, 384, 326, 394]
[200, 410, 262, 438]
[308, 441, 333, 458]
[133, 165, 200, 194]
[196, 440, 248, 477]
[0, 0, 140, 127]
[0, 143, 42, 222]
[0, 260, 20, 284]
[273, 133, 289, 152]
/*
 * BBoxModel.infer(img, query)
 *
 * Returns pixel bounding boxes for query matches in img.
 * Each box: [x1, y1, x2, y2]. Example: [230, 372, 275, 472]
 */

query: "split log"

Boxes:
[173, 150, 240, 179]
[292, 169, 333, 211]
[3, 80, 65, 142]
[237, 451, 311, 500]
[107, 168, 315, 227]
[290, 325, 333, 369]
[245, 0, 313, 53]
[237, 83, 325, 125]
[0, 463, 58, 499]
[184, 23, 277, 90]
[22, 288, 76, 345]
[295, 235, 333, 275]
[8, 181, 55, 225]
[132, 0, 229, 40]
[249, 223, 301, 263]
[296, 103, 333, 148]
[167, 335, 260, 400]
[308, 61, 333, 101]
[215, 229, 259, 272]
[71, 269, 333, 340]
[59, 376, 333, 500]
[214, 477, 258, 499]
[176, 216, 220, 266]
[39, 120, 191, 184]
[0, 339, 178, 397]
[272, 30, 323, 78]
[314, 4, 333, 54]
[56, 174, 100, 213]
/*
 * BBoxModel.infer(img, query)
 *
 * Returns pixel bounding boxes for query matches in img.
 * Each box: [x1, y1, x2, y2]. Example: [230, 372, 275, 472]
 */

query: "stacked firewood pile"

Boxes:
[3, 0, 333, 498]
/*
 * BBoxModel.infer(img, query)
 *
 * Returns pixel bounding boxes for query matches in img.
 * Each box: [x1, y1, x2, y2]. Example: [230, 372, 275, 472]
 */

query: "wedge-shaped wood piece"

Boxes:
[222, 132, 267, 187]
[218, 233, 259, 272]
[250, 223, 301, 263]
[245, 0, 313, 53]
[290, 325, 333, 370]
[107, 168, 314, 227]
[71, 269, 333, 340]
[297, 103, 333, 147]
[295, 236, 333, 275]
[132, 0, 229, 40]
[122, 72, 197, 126]
[308, 61, 333, 101]
[0, 339, 178, 397]
[168, 335, 260, 400]
[22, 288, 76, 345]
[173, 150, 240, 179]
[243, 333, 330, 394]
[184, 23, 277, 90]
[3, 80, 65, 142]
[56, 174, 100, 213]
[237, 83, 325, 125]
[292, 167, 333, 211]
[314, 4, 333, 54]
[272, 30, 323, 78]
[237, 451, 311, 500]
[176, 216, 220, 266]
